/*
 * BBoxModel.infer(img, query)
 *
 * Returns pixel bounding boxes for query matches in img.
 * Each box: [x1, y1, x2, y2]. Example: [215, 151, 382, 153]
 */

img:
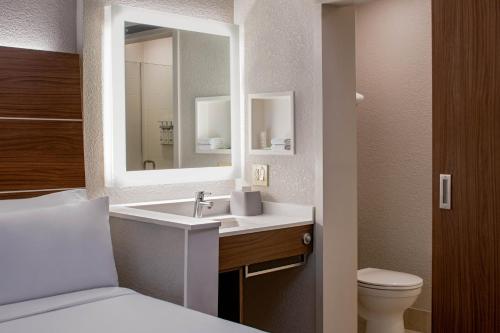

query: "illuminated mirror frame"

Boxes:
[103, 5, 241, 187]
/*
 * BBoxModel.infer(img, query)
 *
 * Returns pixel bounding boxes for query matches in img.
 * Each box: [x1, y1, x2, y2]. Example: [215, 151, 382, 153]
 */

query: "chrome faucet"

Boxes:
[193, 191, 214, 218]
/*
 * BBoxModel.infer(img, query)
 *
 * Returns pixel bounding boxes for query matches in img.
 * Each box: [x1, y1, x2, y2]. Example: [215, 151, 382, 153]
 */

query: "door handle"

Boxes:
[439, 174, 451, 210]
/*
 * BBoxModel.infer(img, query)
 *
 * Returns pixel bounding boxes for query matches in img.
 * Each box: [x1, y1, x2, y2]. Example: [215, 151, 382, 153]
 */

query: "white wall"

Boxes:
[356, 0, 432, 312]
[0, 0, 76, 52]
[321, 5, 358, 333]
[82, 0, 234, 204]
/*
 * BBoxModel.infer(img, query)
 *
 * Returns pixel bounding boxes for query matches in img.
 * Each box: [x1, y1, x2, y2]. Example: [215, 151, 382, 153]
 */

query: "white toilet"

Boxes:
[358, 268, 423, 333]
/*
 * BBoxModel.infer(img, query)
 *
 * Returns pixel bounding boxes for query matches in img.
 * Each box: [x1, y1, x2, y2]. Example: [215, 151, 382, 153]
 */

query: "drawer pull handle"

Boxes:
[245, 255, 306, 278]
[302, 233, 312, 245]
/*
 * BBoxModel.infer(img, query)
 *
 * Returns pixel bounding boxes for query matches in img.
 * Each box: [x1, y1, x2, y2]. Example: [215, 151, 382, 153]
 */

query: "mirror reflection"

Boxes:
[124, 22, 231, 171]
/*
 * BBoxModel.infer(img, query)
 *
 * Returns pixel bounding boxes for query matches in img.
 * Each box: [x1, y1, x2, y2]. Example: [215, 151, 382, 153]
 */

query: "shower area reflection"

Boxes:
[125, 25, 175, 171]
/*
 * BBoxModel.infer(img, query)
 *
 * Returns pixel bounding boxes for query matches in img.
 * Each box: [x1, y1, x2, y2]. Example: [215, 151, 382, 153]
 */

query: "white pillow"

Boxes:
[0, 189, 88, 213]
[0, 197, 118, 305]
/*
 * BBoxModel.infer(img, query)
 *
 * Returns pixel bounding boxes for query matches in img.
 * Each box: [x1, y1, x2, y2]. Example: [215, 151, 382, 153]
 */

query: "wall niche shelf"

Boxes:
[195, 96, 231, 155]
[196, 148, 231, 155]
[248, 91, 295, 156]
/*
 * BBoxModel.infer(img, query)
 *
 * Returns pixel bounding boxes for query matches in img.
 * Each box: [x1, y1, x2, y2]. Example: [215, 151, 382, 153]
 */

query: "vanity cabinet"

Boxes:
[219, 225, 313, 272]
[218, 225, 313, 324]
[109, 213, 220, 317]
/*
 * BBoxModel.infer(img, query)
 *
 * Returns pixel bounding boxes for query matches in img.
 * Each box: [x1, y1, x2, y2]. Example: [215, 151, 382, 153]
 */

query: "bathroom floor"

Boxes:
[358, 318, 422, 333]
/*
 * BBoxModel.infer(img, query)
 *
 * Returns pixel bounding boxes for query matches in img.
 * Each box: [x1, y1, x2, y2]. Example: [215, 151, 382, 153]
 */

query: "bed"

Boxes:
[0, 287, 260, 333]
[0, 191, 263, 333]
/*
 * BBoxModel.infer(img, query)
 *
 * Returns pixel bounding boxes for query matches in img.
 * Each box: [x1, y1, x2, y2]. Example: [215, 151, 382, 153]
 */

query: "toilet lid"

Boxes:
[358, 268, 423, 289]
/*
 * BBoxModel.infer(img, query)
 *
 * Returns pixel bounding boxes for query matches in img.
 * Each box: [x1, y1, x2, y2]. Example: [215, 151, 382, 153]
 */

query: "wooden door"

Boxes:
[432, 0, 500, 331]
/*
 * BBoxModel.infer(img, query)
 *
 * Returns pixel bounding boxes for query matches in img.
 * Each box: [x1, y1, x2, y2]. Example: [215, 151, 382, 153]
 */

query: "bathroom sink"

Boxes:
[116, 197, 254, 232]
[112, 198, 315, 237]
[215, 217, 240, 229]
[206, 216, 260, 231]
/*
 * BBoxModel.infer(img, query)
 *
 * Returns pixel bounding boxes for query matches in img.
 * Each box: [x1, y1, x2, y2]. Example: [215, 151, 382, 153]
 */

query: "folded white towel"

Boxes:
[271, 144, 291, 151]
[197, 138, 211, 145]
[210, 137, 226, 149]
[209, 137, 224, 143]
[271, 138, 291, 145]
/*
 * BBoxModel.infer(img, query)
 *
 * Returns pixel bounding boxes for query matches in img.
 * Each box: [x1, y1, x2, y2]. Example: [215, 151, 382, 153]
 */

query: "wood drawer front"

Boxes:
[219, 225, 313, 272]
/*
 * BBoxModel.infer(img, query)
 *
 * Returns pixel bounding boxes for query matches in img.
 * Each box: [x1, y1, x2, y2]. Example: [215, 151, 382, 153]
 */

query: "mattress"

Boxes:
[0, 287, 263, 333]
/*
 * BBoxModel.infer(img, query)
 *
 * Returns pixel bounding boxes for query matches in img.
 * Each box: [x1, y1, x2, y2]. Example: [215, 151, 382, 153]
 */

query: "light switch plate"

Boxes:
[252, 164, 269, 187]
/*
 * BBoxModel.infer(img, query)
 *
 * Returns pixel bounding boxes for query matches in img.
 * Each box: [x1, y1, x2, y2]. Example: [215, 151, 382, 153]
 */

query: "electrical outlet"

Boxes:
[252, 164, 269, 187]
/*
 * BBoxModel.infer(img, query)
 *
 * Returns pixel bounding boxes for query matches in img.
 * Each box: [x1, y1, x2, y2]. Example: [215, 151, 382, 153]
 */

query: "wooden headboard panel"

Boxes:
[0, 46, 85, 199]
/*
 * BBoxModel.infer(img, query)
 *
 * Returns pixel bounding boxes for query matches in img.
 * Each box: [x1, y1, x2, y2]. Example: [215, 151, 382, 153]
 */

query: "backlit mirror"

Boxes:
[104, 6, 240, 186]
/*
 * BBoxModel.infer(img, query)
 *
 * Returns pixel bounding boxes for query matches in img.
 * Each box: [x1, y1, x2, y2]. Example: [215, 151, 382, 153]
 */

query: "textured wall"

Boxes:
[235, 1, 316, 332]
[179, 31, 231, 168]
[242, 0, 316, 205]
[356, 0, 432, 311]
[82, 0, 234, 204]
[0, 0, 76, 52]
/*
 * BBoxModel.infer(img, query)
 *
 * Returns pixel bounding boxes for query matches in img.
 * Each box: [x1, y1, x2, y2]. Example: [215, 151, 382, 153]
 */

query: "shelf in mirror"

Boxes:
[195, 96, 231, 155]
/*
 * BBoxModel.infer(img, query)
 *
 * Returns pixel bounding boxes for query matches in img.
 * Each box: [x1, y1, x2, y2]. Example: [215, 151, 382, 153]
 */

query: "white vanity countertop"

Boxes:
[214, 201, 314, 237]
[109, 197, 314, 235]
[215, 214, 314, 237]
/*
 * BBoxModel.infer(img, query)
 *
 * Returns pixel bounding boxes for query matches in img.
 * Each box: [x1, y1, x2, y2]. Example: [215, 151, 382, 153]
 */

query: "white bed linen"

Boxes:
[0, 287, 264, 333]
[0, 189, 87, 213]
[0, 197, 118, 305]
[0, 287, 133, 323]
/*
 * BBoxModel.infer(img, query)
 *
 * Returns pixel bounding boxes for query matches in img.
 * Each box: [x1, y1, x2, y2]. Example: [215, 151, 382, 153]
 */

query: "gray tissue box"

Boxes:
[230, 190, 262, 216]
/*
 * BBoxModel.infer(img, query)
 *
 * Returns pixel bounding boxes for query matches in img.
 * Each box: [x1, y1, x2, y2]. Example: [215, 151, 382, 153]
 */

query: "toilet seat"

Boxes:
[358, 268, 423, 290]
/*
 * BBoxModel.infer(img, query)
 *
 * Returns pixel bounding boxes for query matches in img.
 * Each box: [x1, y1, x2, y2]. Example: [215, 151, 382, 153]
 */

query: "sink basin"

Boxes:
[207, 216, 259, 230]
[216, 217, 240, 229]
[125, 198, 246, 230]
